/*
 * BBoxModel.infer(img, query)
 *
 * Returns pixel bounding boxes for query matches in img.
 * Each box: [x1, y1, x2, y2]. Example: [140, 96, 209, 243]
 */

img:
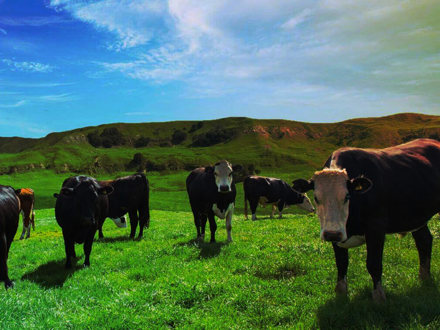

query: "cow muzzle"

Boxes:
[219, 185, 230, 193]
[322, 230, 344, 242]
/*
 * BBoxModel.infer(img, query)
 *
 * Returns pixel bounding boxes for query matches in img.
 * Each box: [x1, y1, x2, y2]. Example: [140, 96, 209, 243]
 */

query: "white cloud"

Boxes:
[39, 93, 77, 102]
[0, 100, 26, 108]
[52, 0, 440, 113]
[0, 28, 7, 35]
[2, 59, 54, 73]
[0, 16, 70, 26]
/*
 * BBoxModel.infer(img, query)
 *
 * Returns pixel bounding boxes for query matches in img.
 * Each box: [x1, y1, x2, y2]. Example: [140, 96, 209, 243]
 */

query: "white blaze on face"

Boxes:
[214, 160, 233, 193]
[111, 217, 127, 228]
[313, 169, 350, 242]
[297, 194, 315, 213]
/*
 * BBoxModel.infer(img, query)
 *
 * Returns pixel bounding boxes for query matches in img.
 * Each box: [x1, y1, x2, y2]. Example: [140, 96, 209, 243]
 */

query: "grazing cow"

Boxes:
[97, 173, 150, 239]
[186, 160, 241, 242]
[0, 185, 20, 288]
[293, 138, 440, 301]
[54, 176, 113, 268]
[16, 188, 35, 240]
[243, 176, 314, 220]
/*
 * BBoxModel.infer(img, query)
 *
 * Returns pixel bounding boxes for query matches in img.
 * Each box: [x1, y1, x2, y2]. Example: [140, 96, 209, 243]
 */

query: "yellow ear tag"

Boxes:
[355, 184, 363, 191]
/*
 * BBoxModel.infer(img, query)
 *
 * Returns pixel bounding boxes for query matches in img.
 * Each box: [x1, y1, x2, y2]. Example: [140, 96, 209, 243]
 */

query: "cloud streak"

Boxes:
[0, 100, 26, 108]
[2, 59, 55, 73]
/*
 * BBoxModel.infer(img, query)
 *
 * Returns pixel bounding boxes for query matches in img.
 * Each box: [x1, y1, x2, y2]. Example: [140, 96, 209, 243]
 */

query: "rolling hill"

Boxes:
[0, 112, 439, 176]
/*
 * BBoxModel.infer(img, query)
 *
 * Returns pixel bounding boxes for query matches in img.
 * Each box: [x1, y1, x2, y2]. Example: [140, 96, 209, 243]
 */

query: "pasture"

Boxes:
[2, 207, 440, 328]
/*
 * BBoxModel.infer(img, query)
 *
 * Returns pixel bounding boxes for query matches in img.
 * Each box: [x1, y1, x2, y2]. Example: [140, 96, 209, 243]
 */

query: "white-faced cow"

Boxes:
[16, 188, 35, 240]
[97, 173, 150, 240]
[186, 160, 241, 243]
[54, 176, 113, 268]
[0, 185, 20, 288]
[293, 138, 440, 302]
[244, 176, 314, 220]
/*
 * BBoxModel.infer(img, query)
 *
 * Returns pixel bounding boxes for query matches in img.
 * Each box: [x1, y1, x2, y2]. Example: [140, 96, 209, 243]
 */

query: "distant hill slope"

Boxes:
[0, 113, 439, 175]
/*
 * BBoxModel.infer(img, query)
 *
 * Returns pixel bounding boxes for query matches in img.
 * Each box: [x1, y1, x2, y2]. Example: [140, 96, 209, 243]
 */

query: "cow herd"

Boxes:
[0, 138, 439, 302]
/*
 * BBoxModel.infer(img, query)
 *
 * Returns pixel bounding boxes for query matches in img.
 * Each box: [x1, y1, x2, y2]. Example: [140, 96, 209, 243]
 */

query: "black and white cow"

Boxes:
[98, 173, 150, 240]
[186, 160, 241, 243]
[0, 185, 20, 288]
[54, 176, 113, 268]
[293, 138, 440, 301]
[243, 176, 314, 220]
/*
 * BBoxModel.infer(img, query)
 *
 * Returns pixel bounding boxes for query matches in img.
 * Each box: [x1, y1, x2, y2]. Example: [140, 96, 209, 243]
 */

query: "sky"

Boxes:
[0, 0, 439, 138]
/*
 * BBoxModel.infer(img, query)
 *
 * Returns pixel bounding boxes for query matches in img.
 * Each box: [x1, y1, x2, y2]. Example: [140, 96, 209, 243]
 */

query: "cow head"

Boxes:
[208, 160, 241, 193]
[293, 169, 372, 242]
[54, 178, 113, 226]
[286, 186, 315, 213]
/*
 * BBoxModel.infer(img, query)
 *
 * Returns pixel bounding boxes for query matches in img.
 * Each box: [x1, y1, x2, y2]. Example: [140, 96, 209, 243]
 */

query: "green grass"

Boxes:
[2, 209, 440, 328]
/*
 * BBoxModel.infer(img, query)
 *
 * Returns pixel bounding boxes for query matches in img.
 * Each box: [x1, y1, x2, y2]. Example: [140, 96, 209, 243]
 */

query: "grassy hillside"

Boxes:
[0, 112, 440, 209]
[2, 209, 440, 328]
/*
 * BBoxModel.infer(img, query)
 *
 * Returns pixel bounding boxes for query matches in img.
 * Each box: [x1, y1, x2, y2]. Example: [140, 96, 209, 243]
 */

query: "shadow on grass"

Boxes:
[21, 257, 83, 289]
[317, 280, 440, 329]
[96, 235, 133, 243]
[175, 238, 227, 259]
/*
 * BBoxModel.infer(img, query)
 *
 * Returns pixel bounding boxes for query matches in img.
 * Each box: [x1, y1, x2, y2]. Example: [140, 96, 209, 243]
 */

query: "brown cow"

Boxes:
[16, 188, 35, 240]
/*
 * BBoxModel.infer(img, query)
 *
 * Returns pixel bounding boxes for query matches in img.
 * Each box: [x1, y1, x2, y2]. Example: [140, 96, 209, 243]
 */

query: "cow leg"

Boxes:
[412, 225, 432, 280]
[83, 230, 96, 267]
[25, 223, 31, 239]
[129, 210, 138, 239]
[365, 231, 386, 302]
[200, 214, 208, 242]
[19, 225, 26, 240]
[277, 200, 284, 219]
[191, 208, 202, 240]
[0, 233, 13, 289]
[226, 207, 234, 242]
[31, 211, 35, 230]
[250, 199, 258, 221]
[137, 207, 147, 239]
[62, 228, 76, 268]
[208, 213, 217, 243]
[332, 243, 349, 295]
[270, 204, 276, 218]
[98, 219, 104, 239]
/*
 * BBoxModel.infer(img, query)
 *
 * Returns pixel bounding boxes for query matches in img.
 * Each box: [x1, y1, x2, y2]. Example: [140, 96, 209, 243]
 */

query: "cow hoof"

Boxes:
[65, 262, 72, 269]
[4, 280, 14, 289]
[335, 279, 348, 295]
[372, 284, 386, 303]
[210, 239, 216, 244]
[227, 238, 233, 243]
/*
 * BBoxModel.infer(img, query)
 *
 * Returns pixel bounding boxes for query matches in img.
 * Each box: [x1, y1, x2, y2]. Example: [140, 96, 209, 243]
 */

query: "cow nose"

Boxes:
[220, 185, 230, 192]
[323, 231, 343, 242]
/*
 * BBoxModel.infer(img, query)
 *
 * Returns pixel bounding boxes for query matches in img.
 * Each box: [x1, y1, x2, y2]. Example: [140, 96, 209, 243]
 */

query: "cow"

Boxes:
[186, 160, 241, 243]
[293, 138, 440, 302]
[97, 173, 150, 240]
[54, 176, 113, 268]
[243, 176, 314, 220]
[15, 188, 35, 240]
[0, 185, 20, 288]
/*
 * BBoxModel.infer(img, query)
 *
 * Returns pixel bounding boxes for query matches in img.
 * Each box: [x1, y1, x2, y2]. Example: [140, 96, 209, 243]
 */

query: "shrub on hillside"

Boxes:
[191, 128, 236, 147]
[171, 130, 187, 145]
[87, 127, 126, 148]
[134, 136, 151, 148]
[189, 121, 203, 133]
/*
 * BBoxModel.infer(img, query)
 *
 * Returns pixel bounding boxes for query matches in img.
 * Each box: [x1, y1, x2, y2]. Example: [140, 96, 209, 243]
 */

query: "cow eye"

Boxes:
[344, 194, 351, 203]
[314, 196, 319, 204]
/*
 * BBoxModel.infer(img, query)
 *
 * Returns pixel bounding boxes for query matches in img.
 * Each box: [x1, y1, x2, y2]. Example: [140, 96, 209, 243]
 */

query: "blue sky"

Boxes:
[0, 0, 439, 137]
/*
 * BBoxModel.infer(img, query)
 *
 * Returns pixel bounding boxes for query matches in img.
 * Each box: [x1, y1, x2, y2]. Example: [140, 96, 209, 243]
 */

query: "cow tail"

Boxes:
[244, 189, 249, 220]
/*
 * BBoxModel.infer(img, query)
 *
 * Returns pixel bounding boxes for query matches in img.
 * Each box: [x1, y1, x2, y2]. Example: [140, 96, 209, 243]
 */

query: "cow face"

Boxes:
[212, 160, 241, 193]
[297, 193, 315, 213]
[55, 180, 113, 226]
[293, 169, 371, 242]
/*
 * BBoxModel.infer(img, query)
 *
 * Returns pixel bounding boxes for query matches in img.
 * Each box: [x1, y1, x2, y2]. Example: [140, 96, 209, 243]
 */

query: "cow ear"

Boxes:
[347, 177, 372, 194]
[61, 187, 74, 196]
[292, 179, 314, 193]
[205, 166, 214, 173]
[232, 164, 242, 172]
[15, 189, 22, 195]
[98, 185, 114, 195]
[53, 193, 59, 198]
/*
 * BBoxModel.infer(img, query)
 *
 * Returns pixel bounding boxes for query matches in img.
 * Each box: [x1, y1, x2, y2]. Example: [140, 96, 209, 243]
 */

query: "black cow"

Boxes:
[243, 176, 314, 220]
[0, 185, 20, 288]
[97, 173, 150, 239]
[54, 176, 113, 268]
[186, 160, 241, 243]
[293, 138, 440, 301]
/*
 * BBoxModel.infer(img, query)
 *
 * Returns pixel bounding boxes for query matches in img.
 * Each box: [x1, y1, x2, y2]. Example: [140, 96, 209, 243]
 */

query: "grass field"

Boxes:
[1, 208, 440, 328]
